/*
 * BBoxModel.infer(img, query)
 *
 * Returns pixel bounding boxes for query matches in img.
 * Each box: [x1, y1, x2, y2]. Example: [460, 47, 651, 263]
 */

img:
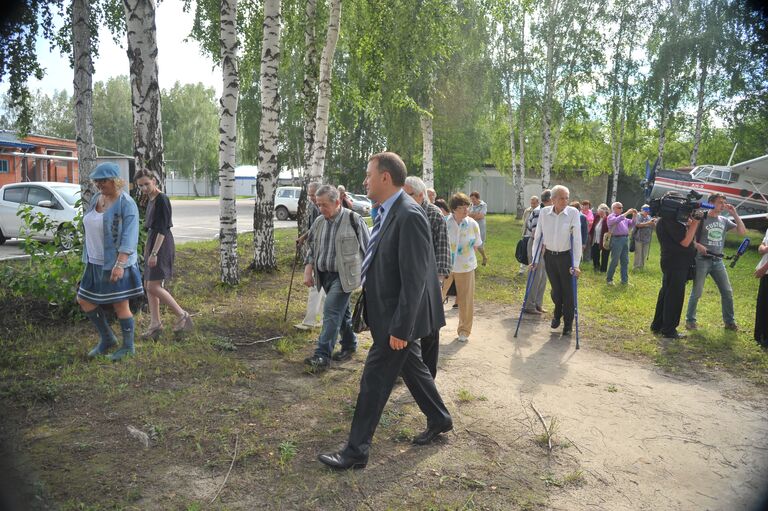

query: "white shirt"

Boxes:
[84, 209, 105, 266]
[758, 229, 768, 270]
[446, 215, 483, 273]
[593, 217, 604, 245]
[532, 205, 582, 265]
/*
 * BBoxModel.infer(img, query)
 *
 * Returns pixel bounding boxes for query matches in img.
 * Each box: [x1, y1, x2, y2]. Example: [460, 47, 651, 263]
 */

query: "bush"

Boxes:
[0, 205, 84, 319]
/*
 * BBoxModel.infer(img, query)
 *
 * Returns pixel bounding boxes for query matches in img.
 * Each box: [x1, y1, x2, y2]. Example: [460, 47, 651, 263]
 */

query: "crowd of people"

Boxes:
[77, 155, 767, 471]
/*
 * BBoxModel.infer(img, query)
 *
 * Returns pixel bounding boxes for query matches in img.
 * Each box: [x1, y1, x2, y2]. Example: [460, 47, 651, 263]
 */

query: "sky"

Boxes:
[21, 0, 222, 98]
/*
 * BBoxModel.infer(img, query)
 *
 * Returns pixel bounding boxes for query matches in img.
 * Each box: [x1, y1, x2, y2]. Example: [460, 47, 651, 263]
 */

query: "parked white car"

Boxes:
[274, 186, 301, 220]
[0, 182, 81, 249]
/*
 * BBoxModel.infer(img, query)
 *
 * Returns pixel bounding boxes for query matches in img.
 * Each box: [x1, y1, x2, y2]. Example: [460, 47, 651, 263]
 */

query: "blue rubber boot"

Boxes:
[109, 317, 136, 362]
[86, 309, 118, 357]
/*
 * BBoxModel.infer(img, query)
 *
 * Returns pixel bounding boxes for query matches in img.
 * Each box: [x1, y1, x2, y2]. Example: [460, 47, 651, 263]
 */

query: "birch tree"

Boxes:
[296, 0, 319, 236]
[531, 0, 603, 188]
[123, 0, 165, 180]
[605, 0, 644, 203]
[218, 0, 240, 285]
[250, 0, 282, 271]
[308, 0, 341, 183]
[420, 114, 434, 189]
[72, 0, 98, 207]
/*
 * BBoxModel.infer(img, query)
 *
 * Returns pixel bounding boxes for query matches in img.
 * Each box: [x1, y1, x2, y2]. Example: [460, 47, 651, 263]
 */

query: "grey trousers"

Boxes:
[525, 236, 547, 311]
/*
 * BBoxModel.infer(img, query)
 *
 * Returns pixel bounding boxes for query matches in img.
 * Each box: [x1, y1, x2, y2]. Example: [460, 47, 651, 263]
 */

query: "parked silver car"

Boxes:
[348, 193, 371, 217]
[0, 182, 81, 249]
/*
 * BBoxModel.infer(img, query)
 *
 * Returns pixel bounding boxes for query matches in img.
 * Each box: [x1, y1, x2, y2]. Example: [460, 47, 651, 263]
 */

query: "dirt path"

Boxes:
[434, 306, 768, 511]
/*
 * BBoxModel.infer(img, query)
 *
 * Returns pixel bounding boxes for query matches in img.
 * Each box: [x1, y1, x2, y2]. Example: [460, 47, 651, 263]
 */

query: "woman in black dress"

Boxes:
[135, 170, 192, 339]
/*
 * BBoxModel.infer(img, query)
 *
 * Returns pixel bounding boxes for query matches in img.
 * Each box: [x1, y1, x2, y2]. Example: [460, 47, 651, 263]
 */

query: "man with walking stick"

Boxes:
[531, 185, 582, 336]
[301, 185, 369, 372]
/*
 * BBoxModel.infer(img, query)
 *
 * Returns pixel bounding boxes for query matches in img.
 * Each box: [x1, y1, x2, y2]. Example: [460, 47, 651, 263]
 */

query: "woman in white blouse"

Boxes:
[442, 193, 483, 342]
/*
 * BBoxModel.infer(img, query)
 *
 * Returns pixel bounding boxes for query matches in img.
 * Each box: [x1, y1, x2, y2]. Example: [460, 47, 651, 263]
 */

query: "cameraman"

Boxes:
[650, 209, 700, 340]
[685, 193, 746, 331]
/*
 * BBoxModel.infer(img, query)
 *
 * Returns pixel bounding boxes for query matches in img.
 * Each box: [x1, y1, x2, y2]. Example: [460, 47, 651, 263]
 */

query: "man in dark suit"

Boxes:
[317, 152, 453, 470]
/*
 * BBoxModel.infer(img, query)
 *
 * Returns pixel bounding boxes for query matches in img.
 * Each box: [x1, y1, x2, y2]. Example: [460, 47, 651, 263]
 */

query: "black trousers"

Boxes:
[420, 329, 440, 379]
[591, 244, 609, 272]
[756, 276, 768, 346]
[544, 251, 575, 325]
[343, 338, 451, 459]
[651, 264, 689, 336]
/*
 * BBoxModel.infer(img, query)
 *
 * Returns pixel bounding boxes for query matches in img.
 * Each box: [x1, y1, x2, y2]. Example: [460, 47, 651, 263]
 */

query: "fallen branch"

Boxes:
[234, 336, 284, 346]
[530, 403, 552, 452]
[210, 433, 239, 504]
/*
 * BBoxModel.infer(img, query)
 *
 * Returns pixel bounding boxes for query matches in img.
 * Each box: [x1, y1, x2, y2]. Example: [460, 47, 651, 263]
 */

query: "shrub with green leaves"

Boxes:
[0, 205, 84, 319]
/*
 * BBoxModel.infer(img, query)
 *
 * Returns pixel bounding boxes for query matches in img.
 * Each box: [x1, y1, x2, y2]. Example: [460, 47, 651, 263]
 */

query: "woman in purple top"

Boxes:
[606, 202, 637, 285]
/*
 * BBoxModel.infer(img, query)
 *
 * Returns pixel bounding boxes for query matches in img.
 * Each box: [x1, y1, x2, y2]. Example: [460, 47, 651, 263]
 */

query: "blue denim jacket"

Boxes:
[81, 191, 140, 269]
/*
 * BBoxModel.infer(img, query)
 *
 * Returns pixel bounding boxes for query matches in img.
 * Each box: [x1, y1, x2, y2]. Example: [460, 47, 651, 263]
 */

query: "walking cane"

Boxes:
[569, 227, 581, 349]
[514, 236, 543, 338]
[284, 241, 301, 322]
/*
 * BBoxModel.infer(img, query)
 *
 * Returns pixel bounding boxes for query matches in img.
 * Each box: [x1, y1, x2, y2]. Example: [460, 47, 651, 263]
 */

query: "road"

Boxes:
[0, 199, 296, 260]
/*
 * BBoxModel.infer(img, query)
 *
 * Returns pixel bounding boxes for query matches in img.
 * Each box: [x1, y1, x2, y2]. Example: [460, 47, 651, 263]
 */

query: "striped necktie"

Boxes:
[360, 207, 383, 285]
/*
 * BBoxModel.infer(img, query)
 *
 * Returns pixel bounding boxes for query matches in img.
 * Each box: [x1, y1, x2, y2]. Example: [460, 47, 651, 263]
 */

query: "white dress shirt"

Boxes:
[532, 205, 582, 266]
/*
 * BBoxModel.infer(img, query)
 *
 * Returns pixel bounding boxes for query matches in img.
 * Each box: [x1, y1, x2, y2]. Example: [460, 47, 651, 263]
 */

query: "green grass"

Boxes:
[477, 214, 768, 384]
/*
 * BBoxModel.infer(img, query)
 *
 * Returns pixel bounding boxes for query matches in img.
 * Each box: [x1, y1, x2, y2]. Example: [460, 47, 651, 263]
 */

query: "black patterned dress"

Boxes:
[143, 193, 175, 281]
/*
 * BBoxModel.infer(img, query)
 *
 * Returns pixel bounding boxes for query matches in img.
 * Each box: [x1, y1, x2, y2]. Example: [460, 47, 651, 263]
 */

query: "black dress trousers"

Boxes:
[544, 250, 575, 325]
[651, 262, 689, 336]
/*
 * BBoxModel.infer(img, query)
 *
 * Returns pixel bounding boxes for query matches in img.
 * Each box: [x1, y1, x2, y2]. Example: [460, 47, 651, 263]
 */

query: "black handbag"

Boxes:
[515, 237, 529, 264]
[351, 291, 369, 333]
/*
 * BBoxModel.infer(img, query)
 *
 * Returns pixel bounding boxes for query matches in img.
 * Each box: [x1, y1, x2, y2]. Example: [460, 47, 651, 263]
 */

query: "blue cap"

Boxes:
[90, 162, 120, 180]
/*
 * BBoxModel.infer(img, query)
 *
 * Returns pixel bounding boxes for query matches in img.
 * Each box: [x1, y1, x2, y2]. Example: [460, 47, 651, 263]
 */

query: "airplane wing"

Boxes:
[731, 154, 768, 177]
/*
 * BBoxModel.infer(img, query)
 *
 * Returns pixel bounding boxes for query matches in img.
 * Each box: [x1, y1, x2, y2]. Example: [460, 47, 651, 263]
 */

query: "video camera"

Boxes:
[649, 190, 714, 223]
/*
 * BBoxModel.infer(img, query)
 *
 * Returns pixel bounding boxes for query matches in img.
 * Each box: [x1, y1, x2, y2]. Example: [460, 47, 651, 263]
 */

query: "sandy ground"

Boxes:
[434, 306, 768, 511]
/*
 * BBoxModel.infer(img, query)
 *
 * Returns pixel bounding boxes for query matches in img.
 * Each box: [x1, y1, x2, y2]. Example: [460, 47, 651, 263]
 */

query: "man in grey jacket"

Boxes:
[303, 184, 370, 371]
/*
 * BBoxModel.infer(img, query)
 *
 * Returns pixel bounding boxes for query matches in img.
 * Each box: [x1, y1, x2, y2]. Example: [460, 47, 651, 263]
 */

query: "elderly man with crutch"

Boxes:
[530, 185, 582, 337]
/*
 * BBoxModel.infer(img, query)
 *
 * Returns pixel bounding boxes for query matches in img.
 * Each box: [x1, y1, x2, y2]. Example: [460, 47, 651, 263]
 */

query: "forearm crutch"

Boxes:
[514, 237, 543, 338]
[569, 227, 580, 349]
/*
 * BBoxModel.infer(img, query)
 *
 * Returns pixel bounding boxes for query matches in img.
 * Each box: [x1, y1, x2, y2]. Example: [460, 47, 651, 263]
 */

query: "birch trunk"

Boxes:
[690, 56, 708, 166]
[657, 76, 670, 171]
[516, 12, 526, 218]
[123, 0, 165, 181]
[420, 113, 434, 189]
[251, 0, 282, 271]
[297, 0, 319, 236]
[507, 101, 520, 218]
[218, 0, 239, 285]
[72, 0, 97, 208]
[541, 101, 553, 189]
[308, 0, 342, 182]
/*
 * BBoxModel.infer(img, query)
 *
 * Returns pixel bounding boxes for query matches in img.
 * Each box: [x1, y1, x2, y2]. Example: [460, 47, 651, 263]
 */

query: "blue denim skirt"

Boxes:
[77, 262, 144, 304]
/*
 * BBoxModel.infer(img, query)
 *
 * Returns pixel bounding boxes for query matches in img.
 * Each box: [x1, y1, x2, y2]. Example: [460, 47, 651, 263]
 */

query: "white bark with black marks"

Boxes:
[421, 113, 434, 190]
[690, 56, 708, 166]
[297, 0, 319, 236]
[218, 0, 240, 285]
[309, 0, 341, 182]
[123, 0, 165, 180]
[72, 0, 97, 208]
[251, 0, 282, 271]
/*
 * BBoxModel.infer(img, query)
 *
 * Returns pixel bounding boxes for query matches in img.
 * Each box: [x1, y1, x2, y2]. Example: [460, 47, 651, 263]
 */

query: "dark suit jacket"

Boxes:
[364, 192, 446, 343]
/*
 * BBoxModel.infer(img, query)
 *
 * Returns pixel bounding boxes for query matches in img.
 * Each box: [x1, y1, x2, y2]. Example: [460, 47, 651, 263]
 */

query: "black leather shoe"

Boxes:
[413, 421, 453, 445]
[662, 332, 687, 340]
[562, 324, 572, 335]
[304, 355, 329, 372]
[550, 317, 561, 329]
[332, 348, 356, 362]
[317, 451, 367, 470]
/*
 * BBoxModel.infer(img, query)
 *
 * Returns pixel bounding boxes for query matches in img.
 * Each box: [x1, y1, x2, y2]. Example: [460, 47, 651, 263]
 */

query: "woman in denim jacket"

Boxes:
[76, 162, 143, 361]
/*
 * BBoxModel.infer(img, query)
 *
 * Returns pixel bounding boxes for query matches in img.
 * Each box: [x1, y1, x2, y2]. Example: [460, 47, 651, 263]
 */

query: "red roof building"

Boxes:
[0, 130, 79, 187]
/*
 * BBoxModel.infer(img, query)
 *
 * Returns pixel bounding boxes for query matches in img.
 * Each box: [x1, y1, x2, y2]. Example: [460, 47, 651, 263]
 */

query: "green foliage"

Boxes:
[92, 76, 133, 155]
[0, 205, 84, 319]
[162, 82, 219, 183]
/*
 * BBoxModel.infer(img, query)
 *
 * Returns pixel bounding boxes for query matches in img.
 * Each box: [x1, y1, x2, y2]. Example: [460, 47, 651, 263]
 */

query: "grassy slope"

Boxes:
[476, 215, 768, 384]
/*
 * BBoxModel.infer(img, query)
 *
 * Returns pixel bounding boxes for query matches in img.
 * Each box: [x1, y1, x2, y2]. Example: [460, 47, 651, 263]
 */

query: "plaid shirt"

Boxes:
[422, 200, 451, 277]
[304, 208, 369, 273]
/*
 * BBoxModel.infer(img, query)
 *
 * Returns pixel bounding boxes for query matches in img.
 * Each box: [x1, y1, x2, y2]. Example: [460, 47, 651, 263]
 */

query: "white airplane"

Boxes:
[642, 153, 768, 229]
